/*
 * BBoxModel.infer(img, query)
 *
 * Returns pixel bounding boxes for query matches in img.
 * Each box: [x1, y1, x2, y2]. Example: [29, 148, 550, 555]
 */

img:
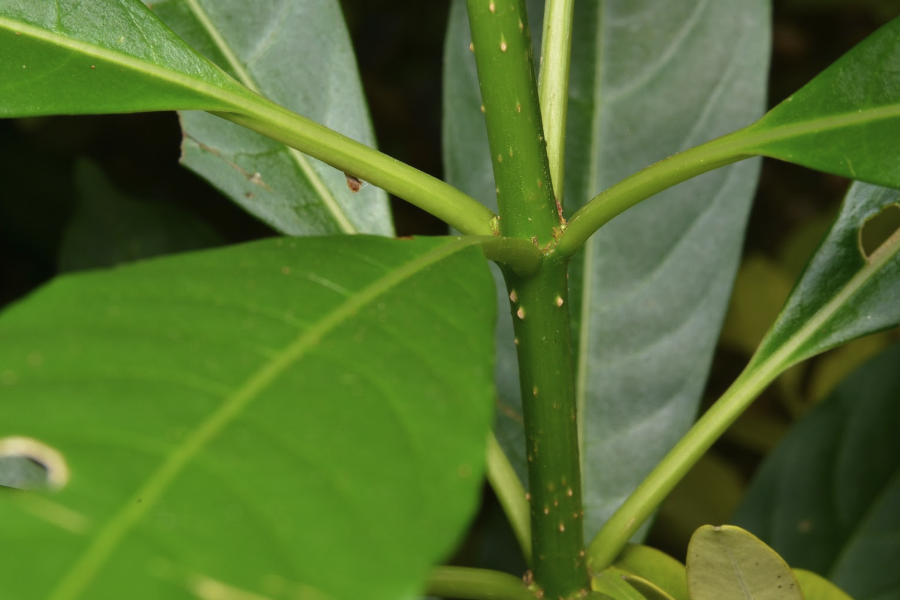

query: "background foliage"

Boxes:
[1, 0, 899, 588]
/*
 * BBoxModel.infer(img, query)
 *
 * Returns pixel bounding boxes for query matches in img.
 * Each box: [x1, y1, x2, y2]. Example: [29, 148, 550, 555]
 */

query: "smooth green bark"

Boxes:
[505, 262, 587, 597]
[465, 0, 563, 246]
[465, 0, 587, 596]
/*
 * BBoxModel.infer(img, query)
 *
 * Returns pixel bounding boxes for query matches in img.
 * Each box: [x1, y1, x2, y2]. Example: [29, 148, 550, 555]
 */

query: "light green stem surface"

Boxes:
[504, 262, 587, 597]
[214, 103, 497, 236]
[551, 129, 753, 259]
[476, 237, 544, 277]
[427, 567, 537, 600]
[538, 0, 575, 204]
[487, 433, 532, 565]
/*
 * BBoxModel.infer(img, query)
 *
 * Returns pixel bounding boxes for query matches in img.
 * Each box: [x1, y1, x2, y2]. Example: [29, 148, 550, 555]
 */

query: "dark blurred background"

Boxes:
[2, 0, 900, 569]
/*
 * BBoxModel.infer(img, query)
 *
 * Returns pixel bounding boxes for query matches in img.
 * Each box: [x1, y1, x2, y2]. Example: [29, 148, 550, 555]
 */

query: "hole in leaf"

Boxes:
[859, 204, 900, 260]
[0, 437, 70, 491]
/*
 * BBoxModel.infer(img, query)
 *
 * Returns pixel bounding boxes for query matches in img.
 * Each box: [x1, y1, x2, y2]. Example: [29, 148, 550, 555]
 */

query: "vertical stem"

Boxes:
[465, 1, 587, 595]
[466, 0, 562, 246]
[505, 262, 587, 598]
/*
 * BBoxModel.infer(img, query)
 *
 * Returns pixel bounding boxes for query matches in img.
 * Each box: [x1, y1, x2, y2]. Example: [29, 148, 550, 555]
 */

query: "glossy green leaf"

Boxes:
[443, 0, 770, 538]
[0, 0, 251, 116]
[740, 14, 900, 188]
[614, 544, 688, 600]
[734, 341, 900, 600]
[748, 181, 900, 373]
[147, 0, 393, 236]
[687, 525, 803, 600]
[58, 160, 223, 272]
[793, 570, 855, 600]
[0, 236, 496, 600]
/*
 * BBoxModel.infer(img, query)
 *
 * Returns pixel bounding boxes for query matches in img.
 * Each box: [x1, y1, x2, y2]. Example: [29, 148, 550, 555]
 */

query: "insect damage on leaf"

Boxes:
[859, 203, 900, 261]
[0, 436, 70, 491]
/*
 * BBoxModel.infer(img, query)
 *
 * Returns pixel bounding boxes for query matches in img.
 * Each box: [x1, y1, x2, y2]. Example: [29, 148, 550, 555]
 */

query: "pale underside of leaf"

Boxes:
[148, 0, 392, 236]
[567, 0, 769, 538]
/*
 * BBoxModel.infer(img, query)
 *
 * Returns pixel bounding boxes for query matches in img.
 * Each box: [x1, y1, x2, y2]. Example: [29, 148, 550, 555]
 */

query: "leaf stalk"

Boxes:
[538, 0, 575, 203]
[487, 433, 533, 565]
[217, 106, 497, 236]
[426, 566, 538, 600]
[550, 129, 755, 260]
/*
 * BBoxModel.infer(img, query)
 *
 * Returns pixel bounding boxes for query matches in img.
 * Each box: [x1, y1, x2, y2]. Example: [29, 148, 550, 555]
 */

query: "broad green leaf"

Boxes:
[687, 525, 803, 600]
[734, 341, 900, 600]
[147, 0, 394, 236]
[443, 0, 770, 538]
[0, 0, 251, 116]
[793, 570, 854, 600]
[58, 160, 223, 272]
[748, 181, 900, 373]
[0, 236, 496, 600]
[615, 544, 688, 600]
[740, 14, 900, 188]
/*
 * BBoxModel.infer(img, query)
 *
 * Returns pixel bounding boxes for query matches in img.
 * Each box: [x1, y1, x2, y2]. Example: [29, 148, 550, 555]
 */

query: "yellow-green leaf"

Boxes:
[687, 525, 803, 600]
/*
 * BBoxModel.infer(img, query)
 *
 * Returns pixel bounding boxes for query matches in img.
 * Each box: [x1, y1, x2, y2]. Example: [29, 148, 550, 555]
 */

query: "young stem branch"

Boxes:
[538, 0, 575, 204]
[476, 236, 544, 277]
[487, 433, 533, 565]
[426, 567, 538, 600]
[549, 128, 757, 260]
[212, 103, 497, 236]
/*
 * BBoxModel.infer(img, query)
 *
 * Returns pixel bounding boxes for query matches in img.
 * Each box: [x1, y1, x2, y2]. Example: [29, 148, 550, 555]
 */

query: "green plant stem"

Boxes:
[551, 129, 754, 260]
[466, 0, 563, 247]
[585, 351, 788, 571]
[466, 0, 587, 595]
[538, 0, 575, 204]
[213, 106, 497, 236]
[487, 432, 532, 565]
[505, 262, 588, 597]
[476, 237, 543, 277]
[427, 567, 537, 600]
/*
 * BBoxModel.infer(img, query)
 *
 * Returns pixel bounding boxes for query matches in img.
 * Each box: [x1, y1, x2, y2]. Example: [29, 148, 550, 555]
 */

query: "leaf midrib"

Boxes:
[751, 219, 900, 388]
[179, 0, 358, 235]
[46, 239, 474, 600]
[0, 16, 246, 107]
[748, 103, 900, 149]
